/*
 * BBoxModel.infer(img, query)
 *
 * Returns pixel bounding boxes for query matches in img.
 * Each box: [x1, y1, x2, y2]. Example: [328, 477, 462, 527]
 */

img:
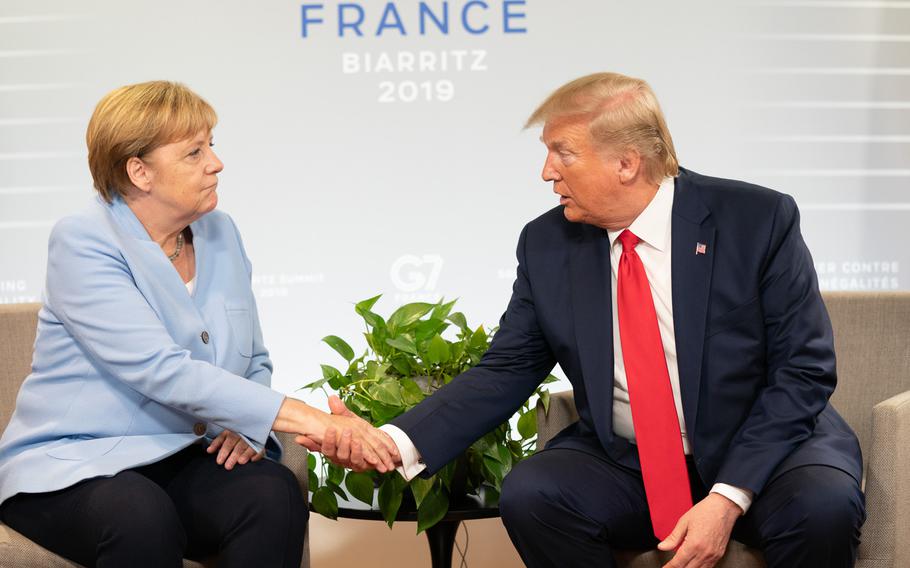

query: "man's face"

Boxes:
[540, 116, 622, 227]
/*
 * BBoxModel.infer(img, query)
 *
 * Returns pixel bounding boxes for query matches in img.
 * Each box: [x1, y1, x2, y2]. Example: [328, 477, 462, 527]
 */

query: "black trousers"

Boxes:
[0, 443, 308, 568]
[499, 446, 865, 568]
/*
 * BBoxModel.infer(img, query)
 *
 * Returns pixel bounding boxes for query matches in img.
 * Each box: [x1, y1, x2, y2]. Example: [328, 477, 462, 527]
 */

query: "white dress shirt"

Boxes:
[383, 177, 753, 514]
[185, 276, 197, 295]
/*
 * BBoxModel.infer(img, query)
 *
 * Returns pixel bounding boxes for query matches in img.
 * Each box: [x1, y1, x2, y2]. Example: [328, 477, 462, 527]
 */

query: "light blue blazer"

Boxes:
[0, 195, 286, 505]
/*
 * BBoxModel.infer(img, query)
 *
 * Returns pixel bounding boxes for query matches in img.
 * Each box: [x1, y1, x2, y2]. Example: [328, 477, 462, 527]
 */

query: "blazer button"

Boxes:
[201, 331, 210, 344]
[193, 422, 206, 436]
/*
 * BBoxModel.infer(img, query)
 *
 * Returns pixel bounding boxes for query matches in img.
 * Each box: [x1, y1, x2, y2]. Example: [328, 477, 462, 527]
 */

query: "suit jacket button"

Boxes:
[201, 331, 210, 344]
[193, 423, 206, 436]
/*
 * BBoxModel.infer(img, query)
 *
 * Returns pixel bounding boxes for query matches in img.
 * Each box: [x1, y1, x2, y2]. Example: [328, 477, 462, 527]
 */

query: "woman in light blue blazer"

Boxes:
[0, 81, 398, 567]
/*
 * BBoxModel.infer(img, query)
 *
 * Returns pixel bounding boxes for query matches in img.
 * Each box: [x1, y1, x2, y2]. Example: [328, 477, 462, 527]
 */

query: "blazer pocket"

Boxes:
[225, 301, 253, 357]
[47, 436, 123, 461]
[706, 297, 761, 338]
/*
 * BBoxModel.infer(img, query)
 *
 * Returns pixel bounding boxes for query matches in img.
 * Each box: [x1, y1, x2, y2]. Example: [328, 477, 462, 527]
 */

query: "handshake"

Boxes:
[274, 395, 403, 474]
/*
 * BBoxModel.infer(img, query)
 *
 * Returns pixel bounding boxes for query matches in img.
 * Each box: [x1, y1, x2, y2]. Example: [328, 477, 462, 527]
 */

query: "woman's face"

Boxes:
[141, 129, 223, 223]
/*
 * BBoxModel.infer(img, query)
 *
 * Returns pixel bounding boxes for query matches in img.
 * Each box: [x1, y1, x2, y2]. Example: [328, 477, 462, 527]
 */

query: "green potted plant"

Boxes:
[304, 294, 556, 533]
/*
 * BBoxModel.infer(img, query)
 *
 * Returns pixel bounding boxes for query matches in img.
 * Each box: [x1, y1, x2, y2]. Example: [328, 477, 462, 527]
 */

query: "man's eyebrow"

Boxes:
[540, 136, 570, 151]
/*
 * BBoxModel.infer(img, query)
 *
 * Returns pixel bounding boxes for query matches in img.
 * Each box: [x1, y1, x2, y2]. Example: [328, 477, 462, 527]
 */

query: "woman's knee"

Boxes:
[235, 462, 308, 527]
[94, 472, 186, 547]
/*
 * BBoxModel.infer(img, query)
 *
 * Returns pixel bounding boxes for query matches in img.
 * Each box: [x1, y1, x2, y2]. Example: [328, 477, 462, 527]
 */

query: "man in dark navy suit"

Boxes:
[317, 72, 865, 568]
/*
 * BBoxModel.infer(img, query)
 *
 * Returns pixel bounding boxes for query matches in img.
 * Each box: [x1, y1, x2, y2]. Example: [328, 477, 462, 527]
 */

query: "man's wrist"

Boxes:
[379, 424, 426, 481]
[710, 483, 754, 515]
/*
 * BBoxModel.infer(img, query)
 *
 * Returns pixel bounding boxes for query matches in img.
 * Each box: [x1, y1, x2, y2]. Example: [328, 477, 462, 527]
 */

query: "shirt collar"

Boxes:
[606, 176, 675, 252]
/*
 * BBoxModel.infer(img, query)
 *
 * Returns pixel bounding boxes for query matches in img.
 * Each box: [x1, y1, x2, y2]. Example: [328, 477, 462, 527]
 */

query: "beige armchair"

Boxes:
[536, 291, 910, 568]
[0, 303, 311, 568]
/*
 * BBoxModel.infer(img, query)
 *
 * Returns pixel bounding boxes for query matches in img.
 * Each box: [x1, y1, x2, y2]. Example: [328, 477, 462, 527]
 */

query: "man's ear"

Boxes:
[125, 156, 153, 194]
[617, 149, 643, 185]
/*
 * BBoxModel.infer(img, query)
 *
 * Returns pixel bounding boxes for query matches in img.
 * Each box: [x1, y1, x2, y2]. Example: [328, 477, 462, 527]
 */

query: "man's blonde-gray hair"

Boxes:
[526, 72, 679, 184]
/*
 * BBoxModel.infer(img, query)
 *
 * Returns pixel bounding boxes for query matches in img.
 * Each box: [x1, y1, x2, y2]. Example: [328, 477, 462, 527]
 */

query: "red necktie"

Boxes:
[616, 229, 692, 540]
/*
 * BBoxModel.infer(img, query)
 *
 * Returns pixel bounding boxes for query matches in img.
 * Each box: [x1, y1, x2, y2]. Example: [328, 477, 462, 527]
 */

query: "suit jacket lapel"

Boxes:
[569, 222, 616, 444]
[671, 171, 715, 441]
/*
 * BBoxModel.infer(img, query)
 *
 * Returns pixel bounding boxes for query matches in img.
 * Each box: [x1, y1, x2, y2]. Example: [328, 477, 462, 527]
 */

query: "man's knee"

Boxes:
[798, 479, 863, 539]
[761, 467, 864, 542]
[500, 455, 565, 530]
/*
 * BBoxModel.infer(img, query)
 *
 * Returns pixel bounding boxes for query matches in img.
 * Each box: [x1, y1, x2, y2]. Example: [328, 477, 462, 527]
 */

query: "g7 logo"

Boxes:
[390, 254, 444, 293]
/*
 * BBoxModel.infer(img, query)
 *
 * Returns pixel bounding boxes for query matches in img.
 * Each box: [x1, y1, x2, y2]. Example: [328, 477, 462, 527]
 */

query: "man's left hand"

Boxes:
[657, 493, 743, 568]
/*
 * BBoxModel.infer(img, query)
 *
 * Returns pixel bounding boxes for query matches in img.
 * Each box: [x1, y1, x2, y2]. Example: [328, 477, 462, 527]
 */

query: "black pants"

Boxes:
[499, 446, 865, 568]
[0, 443, 308, 568]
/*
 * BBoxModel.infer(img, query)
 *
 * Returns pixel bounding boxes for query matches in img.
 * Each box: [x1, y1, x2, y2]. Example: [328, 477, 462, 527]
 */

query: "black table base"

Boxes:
[426, 518, 462, 568]
[319, 489, 500, 568]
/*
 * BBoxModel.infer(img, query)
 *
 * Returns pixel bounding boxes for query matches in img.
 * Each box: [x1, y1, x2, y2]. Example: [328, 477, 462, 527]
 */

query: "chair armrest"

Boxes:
[275, 431, 310, 499]
[275, 431, 311, 567]
[858, 389, 910, 567]
[536, 390, 579, 451]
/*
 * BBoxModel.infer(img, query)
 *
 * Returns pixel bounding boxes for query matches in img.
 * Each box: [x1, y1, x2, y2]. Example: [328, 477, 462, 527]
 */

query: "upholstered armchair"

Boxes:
[0, 303, 311, 568]
[537, 292, 910, 568]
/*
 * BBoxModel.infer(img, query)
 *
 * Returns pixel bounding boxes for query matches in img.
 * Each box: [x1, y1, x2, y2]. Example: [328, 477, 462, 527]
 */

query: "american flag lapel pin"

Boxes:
[695, 242, 707, 255]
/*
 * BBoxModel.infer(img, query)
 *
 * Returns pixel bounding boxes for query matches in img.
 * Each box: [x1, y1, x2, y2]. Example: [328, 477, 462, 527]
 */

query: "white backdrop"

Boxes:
[2, 0, 908, 405]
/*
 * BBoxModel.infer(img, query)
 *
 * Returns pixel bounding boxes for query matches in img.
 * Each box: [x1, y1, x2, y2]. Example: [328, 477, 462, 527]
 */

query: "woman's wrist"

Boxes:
[273, 397, 319, 434]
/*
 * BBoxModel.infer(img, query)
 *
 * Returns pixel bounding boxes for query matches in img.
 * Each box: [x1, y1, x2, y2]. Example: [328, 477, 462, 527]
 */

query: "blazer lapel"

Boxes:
[107, 197, 208, 356]
[569, 222, 616, 444]
[671, 171, 715, 441]
[189, 216, 206, 303]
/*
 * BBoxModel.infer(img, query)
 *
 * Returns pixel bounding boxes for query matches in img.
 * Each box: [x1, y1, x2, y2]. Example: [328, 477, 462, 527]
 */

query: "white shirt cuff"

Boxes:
[379, 424, 427, 481]
[710, 483, 753, 515]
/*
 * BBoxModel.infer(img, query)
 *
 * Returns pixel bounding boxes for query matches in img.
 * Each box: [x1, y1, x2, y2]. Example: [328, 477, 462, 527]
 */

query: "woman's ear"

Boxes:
[125, 156, 153, 194]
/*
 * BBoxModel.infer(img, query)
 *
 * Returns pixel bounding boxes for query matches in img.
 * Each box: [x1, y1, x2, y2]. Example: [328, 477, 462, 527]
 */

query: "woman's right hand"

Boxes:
[272, 397, 399, 472]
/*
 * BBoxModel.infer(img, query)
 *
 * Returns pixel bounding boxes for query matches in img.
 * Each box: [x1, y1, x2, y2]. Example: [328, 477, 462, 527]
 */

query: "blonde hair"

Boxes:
[525, 72, 679, 184]
[86, 81, 217, 203]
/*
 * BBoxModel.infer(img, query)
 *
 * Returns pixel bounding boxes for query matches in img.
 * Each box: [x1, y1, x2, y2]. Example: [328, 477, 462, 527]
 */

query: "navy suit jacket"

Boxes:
[393, 168, 862, 496]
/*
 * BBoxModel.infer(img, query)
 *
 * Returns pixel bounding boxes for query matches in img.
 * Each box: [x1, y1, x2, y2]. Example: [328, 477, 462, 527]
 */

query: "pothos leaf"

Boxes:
[388, 302, 434, 333]
[361, 310, 387, 332]
[327, 463, 345, 485]
[469, 325, 488, 349]
[345, 471, 375, 506]
[400, 378, 426, 406]
[312, 487, 339, 520]
[517, 409, 537, 439]
[431, 298, 458, 322]
[378, 474, 406, 527]
[409, 475, 435, 508]
[302, 377, 329, 390]
[326, 481, 347, 500]
[322, 335, 355, 362]
[539, 390, 551, 415]
[417, 485, 450, 534]
[369, 378, 404, 406]
[355, 294, 382, 316]
[447, 311, 469, 331]
[425, 334, 451, 365]
[386, 335, 418, 355]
